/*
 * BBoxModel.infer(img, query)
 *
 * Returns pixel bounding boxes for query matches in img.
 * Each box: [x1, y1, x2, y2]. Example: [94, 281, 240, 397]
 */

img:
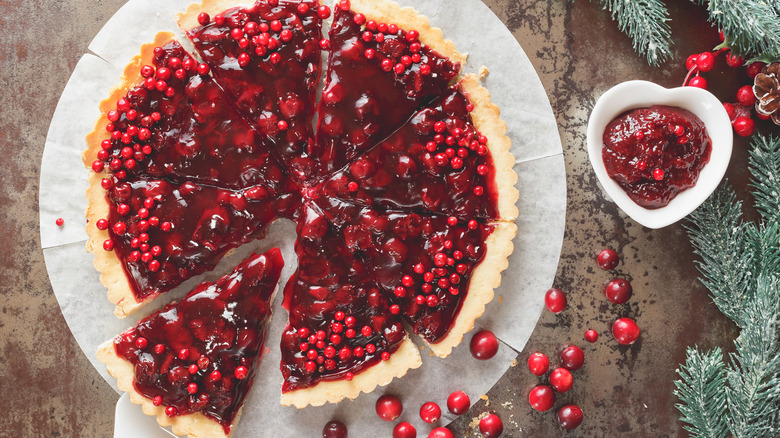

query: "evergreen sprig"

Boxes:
[675, 134, 780, 438]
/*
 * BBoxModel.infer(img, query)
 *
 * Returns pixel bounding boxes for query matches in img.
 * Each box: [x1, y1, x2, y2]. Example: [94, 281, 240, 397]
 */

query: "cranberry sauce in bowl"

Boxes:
[602, 105, 712, 209]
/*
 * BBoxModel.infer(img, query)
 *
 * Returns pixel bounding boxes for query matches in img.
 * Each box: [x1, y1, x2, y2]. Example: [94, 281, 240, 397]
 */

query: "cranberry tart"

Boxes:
[97, 249, 284, 438]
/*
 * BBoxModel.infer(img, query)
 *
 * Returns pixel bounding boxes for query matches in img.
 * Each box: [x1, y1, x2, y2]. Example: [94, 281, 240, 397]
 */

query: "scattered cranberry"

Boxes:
[605, 278, 633, 304]
[55, 218, 64, 226]
[420, 401, 441, 423]
[447, 391, 470, 415]
[527, 352, 549, 376]
[376, 394, 403, 421]
[479, 413, 504, 438]
[584, 329, 599, 343]
[596, 249, 619, 270]
[560, 345, 585, 371]
[393, 422, 417, 438]
[544, 288, 567, 313]
[695, 52, 715, 72]
[428, 428, 453, 438]
[549, 367, 573, 393]
[557, 405, 584, 430]
[736, 85, 757, 106]
[688, 76, 708, 89]
[733, 117, 755, 137]
[612, 318, 641, 345]
[528, 385, 555, 412]
[322, 420, 348, 438]
[470, 330, 499, 360]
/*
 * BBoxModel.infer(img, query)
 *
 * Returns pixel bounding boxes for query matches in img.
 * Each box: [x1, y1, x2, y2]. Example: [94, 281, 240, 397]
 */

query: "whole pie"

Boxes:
[86, 0, 518, 433]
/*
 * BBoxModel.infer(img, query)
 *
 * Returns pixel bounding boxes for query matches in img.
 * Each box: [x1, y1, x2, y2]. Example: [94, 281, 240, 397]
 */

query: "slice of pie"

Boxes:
[279, 201, 422, 408]
[97, 249, 284, 438]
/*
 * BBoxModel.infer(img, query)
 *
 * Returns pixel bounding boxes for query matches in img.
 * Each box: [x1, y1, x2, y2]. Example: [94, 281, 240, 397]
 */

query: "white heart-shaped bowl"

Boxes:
[587, 80, 733, 229]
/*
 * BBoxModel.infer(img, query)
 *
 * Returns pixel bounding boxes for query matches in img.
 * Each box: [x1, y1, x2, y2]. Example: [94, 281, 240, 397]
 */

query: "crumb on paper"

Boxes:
[478, 66, 489, 79]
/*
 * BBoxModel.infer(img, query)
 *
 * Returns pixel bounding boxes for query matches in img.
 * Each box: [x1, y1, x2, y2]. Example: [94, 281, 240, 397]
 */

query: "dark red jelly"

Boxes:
[602, 105, 712, 209]
[113, 249, 283, 434]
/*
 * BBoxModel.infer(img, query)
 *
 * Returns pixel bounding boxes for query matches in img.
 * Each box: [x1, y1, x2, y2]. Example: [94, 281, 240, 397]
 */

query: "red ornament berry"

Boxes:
[736, 85, 757, 106]
[685, 54, 698, 70]
[527, 352, 549, 376]
[470, 330, 499, 360]
[725, 52, 744, 67]
[687, 76, 708, 89]
[560, 345, 585, 371]
[376, 394, 403, 421]
[479, 413, 503, 438]
[723, 103, 736, 120]
[597, 248, 619, 270]
[322, 420, 348, 438]
[557, 405, 584, 430]
[528, 385, 555, 412]
[393, 422, 417, 438]
[746, 62, 766, 78]
[420, 401, 441, 423]
[544, 288, 566, 313]
[584, 329, 599, 343]
[55, 218, 64, 226]
[549, 367, 573, 393]
[428, 428, 453, 438]
[612, 317, 641, 345]
[695, 52, 715, 72]
[605, 278, 633, 304]
[447, 391, 470, 415]
[733, 117, 755, 137]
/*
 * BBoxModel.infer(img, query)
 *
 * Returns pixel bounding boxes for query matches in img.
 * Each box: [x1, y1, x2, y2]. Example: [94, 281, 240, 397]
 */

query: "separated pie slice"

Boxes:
[314, 0, 464, 174]
[97, 249, 284, 438]
[279, 201, 421, 408]
[179, 0, 324, 181]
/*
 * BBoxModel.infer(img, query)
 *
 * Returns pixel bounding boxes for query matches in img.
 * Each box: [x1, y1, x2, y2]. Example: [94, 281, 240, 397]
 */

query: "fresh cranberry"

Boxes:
[612, 318, 641, 345]
[597, 249, 619, 270]
[528, 385, 555, 412]
[549, 367, 573, 393]
[428, 428, 453, 438]
[560, 345, 585, 371]
[420, 401, 441, 423]
[733, 117, 755, 137]
[527, 352, 549, 376]
[55, 218, 64, 226]
[557, 405, 584, 430]
[376, 394, 403, 421]
[479, 413, 503, 438]
[322, 420, 348, 438]
[584, 329, 599, 343]
[737, 85, 757, 106]
[447, 391, 470, 415]
[470, 330, 499, 360]
[544, 288, 567, 313]
[605, 278, 633, 304]
[393, 422, 417, 438]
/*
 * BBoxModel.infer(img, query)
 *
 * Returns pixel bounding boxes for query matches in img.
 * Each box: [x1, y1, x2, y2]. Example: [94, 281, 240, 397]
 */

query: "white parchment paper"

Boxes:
[40, 0, 567, 436]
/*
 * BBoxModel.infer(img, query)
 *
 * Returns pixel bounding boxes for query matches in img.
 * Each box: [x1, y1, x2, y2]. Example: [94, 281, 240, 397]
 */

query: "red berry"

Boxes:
[55, 218, 64, 226]
[746, 62, 766, 78]
[376, 394, 403, 421]
[428, 427, 453, 438]
[447, 391, 470, 415]
[470, 330, 499, 360]
[612, 318, 641, 345]
[605, 278, 633, 304]
[733, 117, 755, 137]
[723, 103, 736, 120]
[685, 54, 698, 70]
[557, 405, 584, 430]
[420, 401, 441, 423]
[322, 420, 348, 438]
[696, 52, 715, 72]
[393, 422, 417, 438]
[544, 288, 566, 313]
[726, 52, 744, 67]
[479, 413, 503, 438]
[528, 385, 555, 412]
[584, 329, 599, 343]
[197, 63, 210, 75]
[549, 367, 573, 393]
[527, 352, 549, 376]
[653, 168, 665, 180]
[560, 345, 585, 371]
[597, 248, 619, 270]
[317, 4, 331, 18]
[736, 85, 757, 106]
[688, 76, 708, 89]
[197, 12, 210, 25]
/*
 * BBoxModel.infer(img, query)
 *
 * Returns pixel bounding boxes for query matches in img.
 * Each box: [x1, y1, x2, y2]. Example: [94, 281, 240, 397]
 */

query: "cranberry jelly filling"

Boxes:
[114, 250, 284, 434]
[104, 177, 295, 301]
[315, 6, 461, 175]
[318, 85, 499, 219]
[315, 198, 494, 343]
[186, 0, 323, 182]
[280, 203, 405, 391]
[602, 105, 712, 209]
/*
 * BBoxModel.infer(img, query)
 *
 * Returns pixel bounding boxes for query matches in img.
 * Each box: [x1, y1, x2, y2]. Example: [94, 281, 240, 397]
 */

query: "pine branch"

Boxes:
[590, 0, 673, 66]
[745, 222, 780, 288]
[749, 134, 780, 224]
[674, 347, 729, 438]
[698, 0, 780, 60]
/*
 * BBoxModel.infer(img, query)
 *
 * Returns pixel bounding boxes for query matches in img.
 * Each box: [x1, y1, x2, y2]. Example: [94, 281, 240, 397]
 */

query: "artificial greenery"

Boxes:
[585, 0, 780, 65]
[674, 134, 780, 438]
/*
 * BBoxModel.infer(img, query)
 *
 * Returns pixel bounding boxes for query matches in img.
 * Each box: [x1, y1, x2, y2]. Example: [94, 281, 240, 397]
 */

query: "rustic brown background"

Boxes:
[0, 0, 765, 436]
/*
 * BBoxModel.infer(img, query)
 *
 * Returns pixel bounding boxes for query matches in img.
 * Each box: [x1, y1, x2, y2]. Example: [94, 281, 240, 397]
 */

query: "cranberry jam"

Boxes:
[113, 249, 283, 433]
[602, 105, 712, 209]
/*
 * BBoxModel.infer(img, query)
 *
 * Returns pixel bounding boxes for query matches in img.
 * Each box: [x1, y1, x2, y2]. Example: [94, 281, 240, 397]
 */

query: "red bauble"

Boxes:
[733, 117, 755, 137]
[527, 352, 549, 376]
[428, 427, 454, 438]
[549, 367, 573, 393]
[605, 278, 633, 304]
[528, 385, 555, 412]
[470, 330, 499, 360]
[393, 422, 417, 438]
[479, 413, 504, 438]
[447, 391, 470, 415]
[420, 401, 442, 423]
[560, 345, 585, 371]
[376, 394, 403, 421]
[544, 288, 567, 313]
[612, 317, 641, 345]
[322, 420, 348, 438]
[557, 405, 584, 430]
[596, 248, 619, 270]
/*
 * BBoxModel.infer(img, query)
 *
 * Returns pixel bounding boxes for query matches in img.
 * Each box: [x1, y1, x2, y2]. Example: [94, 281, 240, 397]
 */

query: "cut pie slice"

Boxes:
[318, 75, 519, 221]
[97, 249, 284, 438]
[179, 0, 324, 181]
[313, 197, 516, 357]
[314, 0, 465, 174]
[279, 201, 422, 408]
